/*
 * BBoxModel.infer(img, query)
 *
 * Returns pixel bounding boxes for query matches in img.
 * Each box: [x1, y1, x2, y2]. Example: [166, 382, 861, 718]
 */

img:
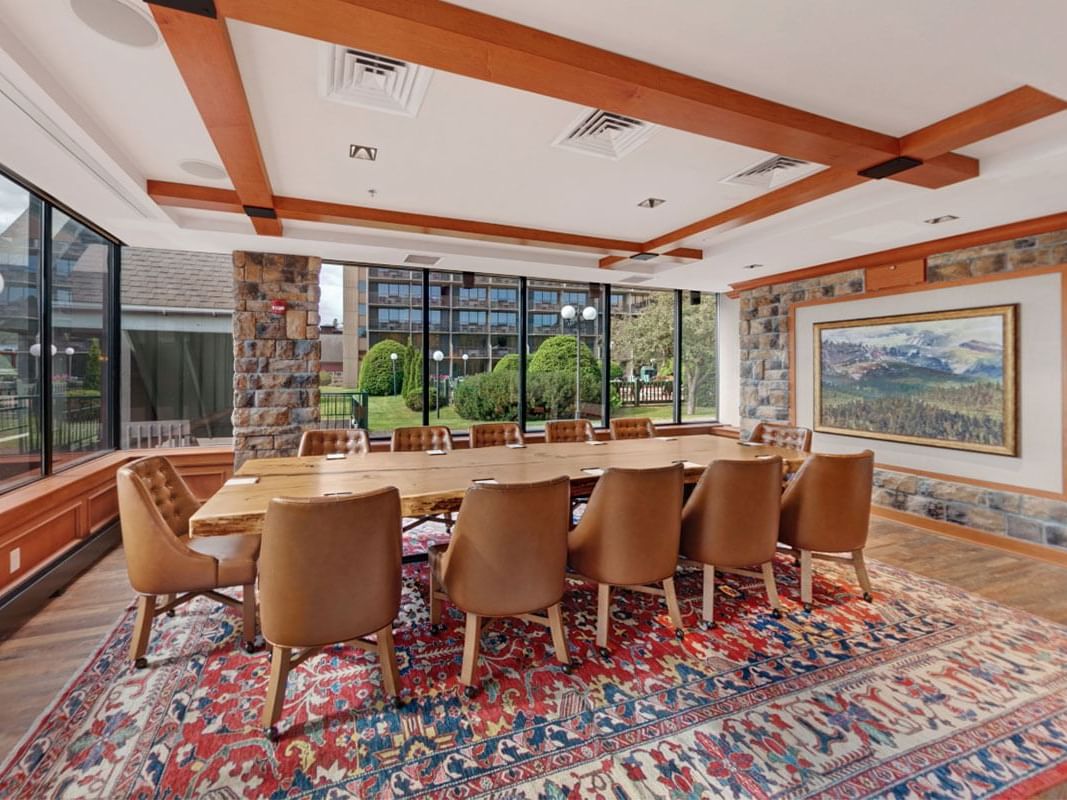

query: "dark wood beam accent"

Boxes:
[729, 209, 1067, 293]
[147, 180, 243, 214]
[149, 4, 282, 236]
[217, 0, 977, 187]
[664, 247, 703, 260]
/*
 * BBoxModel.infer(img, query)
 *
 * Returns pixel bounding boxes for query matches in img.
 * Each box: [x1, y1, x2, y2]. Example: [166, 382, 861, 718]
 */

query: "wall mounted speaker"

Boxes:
[690, 291, 702, 305]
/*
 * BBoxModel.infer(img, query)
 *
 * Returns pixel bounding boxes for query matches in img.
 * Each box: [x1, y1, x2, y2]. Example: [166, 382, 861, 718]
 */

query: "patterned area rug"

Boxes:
[2, 531, 1066, 799]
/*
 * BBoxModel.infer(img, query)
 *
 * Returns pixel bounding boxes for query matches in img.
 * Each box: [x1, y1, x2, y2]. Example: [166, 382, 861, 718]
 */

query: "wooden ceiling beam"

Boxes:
[216, 0, 976, 187]
[149, 3, 282, 236]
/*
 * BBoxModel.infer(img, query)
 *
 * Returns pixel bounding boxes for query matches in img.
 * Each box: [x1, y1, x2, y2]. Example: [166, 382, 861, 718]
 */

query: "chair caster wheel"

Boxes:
[463, 685, 478, 699]
[166, 610, 176, 618]
[598, 647, 611, 659]
[803, 603, 813, 614]
[265, 726, 279, 743]
[243, 640, 258, 654]
[392, 696, 406, 709]
[134, 657, 148, 670]
[699, 620, 716, 631]
[674, 629, 685, 641]
[430, 623, 445, 635]
[771, 608, 783, 619]
[561, 662, 575, 674]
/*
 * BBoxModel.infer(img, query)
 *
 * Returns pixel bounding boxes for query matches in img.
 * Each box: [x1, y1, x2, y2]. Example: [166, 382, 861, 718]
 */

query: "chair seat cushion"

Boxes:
[187, 534, 260, 587]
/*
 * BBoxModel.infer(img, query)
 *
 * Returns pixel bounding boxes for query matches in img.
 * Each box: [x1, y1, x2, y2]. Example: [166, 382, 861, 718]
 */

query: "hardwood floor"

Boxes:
[1, 519, 1066, 794]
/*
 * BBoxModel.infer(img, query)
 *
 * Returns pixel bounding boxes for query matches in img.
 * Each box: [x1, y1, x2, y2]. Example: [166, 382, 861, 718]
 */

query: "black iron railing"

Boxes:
[319, 391, 369, 430]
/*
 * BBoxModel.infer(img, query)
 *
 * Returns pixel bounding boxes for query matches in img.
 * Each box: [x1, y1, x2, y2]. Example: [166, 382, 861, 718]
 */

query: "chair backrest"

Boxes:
[442, 477, 571, 616]
[750, 421, 812, 452]
[259, 488, 402, 648]
[468, 422, 524, 449]
[780, 451, 874, 552]
[298, 428, 370, 457]
[610, 417, 656, 440]
[544, 418, 595, 443]
[116, 455, 214, 595]
[569, 464, 684, 585]
[680, 457, 782, 567]
[390, 425, 453, 452]
[121, 420, 196, 449]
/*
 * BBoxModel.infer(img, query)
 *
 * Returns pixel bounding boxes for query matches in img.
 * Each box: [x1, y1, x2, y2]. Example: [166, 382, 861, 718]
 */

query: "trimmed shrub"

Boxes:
[492, 353, 520, 373]
[453, 370, 519, 421]
[528, 335, 601, 385]
[359, 340, 408, 396]
[404, 385, 436, 412]
[402, 347, 423, 396]
[318, 370, 333, 387]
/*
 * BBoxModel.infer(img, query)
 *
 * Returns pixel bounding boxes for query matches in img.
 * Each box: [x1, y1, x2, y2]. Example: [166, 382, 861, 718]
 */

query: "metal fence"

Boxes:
[611, 379, 684, 406]
[319, 391, 370, 429]
[0, 394, 102, 453]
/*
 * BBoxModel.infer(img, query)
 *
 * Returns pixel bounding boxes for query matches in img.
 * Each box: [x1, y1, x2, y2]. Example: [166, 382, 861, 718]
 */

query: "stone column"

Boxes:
[232, 251, 321, 468]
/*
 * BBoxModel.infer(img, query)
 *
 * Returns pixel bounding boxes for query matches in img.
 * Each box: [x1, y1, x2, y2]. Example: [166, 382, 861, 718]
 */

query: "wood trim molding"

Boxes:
[732, 210, 1067, 293]
[786, 262, 1067, 501]
[871, 505, 1067, 568]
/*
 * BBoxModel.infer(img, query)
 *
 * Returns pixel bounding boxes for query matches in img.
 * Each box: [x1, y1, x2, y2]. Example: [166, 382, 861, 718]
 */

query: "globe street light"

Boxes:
[559, 304, 598, 420]
[462, 352, 469, 377]
[432, 350, 444, 419]
[389, 350, 399, 395]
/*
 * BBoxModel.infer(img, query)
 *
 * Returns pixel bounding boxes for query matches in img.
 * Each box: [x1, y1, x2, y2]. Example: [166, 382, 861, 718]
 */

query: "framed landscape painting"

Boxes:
[813, 305, 1018, 455]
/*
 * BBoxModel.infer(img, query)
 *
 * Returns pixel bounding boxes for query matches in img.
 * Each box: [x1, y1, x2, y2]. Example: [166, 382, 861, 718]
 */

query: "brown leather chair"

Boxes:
[391, 426, 454, 530]
[568, 464, 685, 655]
[117, 456, 259, 669]
[680, 458, 784, 627]
[469, 422, 524, 448]
[391, 425, 453, 453]
[259, 488, 402, 740]
[428, 476, 572, 694]
[779, 450, 875, 611]
[544, 418, 595, 443]
[610, 417, 656, 440]
[749, 421, 812, 452]
[298, 428, 370, 457]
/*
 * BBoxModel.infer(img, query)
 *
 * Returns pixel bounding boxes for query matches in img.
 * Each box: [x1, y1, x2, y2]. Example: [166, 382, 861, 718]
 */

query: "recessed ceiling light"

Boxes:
[742, 263, 764, 270]
[71, 0, 159, 48]
[179, 160, 227, 180]
[630, 252, 659, 261]
[638, 197, 665, 208]
[349, 144, 378, 161]
[924, 214, 960, 225]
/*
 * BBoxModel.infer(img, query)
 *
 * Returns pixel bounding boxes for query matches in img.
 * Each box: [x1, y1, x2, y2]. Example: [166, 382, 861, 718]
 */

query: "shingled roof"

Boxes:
[121, 247, 232, 310]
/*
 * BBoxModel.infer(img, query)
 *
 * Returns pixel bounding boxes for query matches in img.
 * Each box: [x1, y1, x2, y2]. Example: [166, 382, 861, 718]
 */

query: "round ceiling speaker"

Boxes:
[179, 160, 228, 180]
[70, 0, 159, 48]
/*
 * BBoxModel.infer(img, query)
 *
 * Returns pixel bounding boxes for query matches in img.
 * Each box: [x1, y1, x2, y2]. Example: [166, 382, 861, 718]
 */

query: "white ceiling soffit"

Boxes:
[320, 45, 433, 117]
[721, 155, 825, 190]
[552, 108, 658, 160]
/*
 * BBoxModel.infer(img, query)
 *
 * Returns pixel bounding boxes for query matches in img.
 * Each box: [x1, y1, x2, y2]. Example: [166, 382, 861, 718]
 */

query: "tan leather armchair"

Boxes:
[779, 450, 875, 610]
[749, 421, 812, 452]
[391, 426, 454, 530]
[259, 488, 402, 740]
[680, 458, 784, 626]
[545, 419, 595, 443]
[469, 422, 524, 448]
[117, 456, 260, 669]
[568, 464, 685, 655]
[428, 476, 572, 694]
[298, 428, 370, 456]
[610, 417, 657, 440]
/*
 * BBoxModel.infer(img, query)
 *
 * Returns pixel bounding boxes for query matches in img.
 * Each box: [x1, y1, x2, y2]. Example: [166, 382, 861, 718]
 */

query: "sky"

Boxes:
[319, 262, 344, 328]
[0, 178, 28, 232]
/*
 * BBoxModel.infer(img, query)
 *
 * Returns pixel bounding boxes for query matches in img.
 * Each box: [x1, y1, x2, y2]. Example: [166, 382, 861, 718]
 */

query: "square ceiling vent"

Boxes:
[553, 109, 658, 160]
[721, 155, 825, 190]
[321, 45, 433, 117]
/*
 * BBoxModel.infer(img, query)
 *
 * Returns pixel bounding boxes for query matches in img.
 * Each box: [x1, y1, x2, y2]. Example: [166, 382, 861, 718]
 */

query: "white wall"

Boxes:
[717, 293, 740, 427]
[794, 272, 1062, 493]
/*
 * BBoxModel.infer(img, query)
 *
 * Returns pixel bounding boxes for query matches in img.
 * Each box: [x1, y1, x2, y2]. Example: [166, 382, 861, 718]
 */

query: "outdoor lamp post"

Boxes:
[559, 304, 598, 419]
[390, 350, 398, 395]
[462, 352, 469, 376]
[432, 350, 444, 419]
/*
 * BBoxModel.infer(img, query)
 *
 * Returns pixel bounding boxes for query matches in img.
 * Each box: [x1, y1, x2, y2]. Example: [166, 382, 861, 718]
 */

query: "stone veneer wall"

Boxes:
[232, 251, 321, 468]
[738, 226, 1067, 551]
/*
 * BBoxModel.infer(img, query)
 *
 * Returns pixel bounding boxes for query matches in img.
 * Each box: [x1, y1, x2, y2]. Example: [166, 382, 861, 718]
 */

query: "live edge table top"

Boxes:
[188, 436, 806, 537]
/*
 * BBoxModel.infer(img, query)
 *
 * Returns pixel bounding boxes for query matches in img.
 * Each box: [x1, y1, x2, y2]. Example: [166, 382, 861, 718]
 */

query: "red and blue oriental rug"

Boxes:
[2, 539, 1066, 798]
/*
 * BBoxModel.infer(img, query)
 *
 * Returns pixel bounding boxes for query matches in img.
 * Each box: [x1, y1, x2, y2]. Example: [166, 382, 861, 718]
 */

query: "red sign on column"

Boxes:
[270, 299, 287, 316]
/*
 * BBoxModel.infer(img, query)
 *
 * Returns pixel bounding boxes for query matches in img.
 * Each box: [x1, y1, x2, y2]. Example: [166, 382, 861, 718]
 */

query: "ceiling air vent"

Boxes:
[321, 45, 433, 117]
[553, 109, 658, 160]
[721, 155, 824, 190]
[403, 254, 440, 266]
[618, 274, 653, 284]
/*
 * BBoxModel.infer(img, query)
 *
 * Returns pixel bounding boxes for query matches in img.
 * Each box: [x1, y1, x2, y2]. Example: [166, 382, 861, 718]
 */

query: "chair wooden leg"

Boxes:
[761, 561, 782, 617]
[161, 593, 176, 615]
[663, 576, 684, 633]
[702, 565, 716, 626]
[130, 594, 156, 665]
[241, 583, 257, 648]
[460, 613, 481, 687]
[428, 554, 442, 625]
[852, 549, 873, 601]
[376, 625, 401, 699]
[547, 603, 570, 665]
[596, 583, 611, 650]
[800, 549, 813, 609]
[262, 645, 292, 730]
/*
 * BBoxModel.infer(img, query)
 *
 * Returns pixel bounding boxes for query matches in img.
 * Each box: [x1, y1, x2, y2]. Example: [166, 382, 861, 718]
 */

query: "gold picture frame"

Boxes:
[813, 304, 1018, 455]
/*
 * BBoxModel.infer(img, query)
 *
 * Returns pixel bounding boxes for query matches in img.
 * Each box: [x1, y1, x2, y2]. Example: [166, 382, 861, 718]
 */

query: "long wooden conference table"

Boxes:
[190, 435, 806, 539]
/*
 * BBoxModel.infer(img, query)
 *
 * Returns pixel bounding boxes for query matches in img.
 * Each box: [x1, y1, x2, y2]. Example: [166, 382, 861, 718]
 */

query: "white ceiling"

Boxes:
[0, 0, 1065, 292]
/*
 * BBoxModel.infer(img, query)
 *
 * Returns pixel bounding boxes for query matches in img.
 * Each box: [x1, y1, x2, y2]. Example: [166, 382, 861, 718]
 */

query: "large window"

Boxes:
[681, 291, 718, 421]
[611, 287, 677, 423]
[0, 166, 118, 491]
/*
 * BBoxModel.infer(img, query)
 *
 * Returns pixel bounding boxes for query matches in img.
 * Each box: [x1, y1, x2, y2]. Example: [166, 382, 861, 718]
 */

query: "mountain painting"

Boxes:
[814, 305, 1017, 455]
